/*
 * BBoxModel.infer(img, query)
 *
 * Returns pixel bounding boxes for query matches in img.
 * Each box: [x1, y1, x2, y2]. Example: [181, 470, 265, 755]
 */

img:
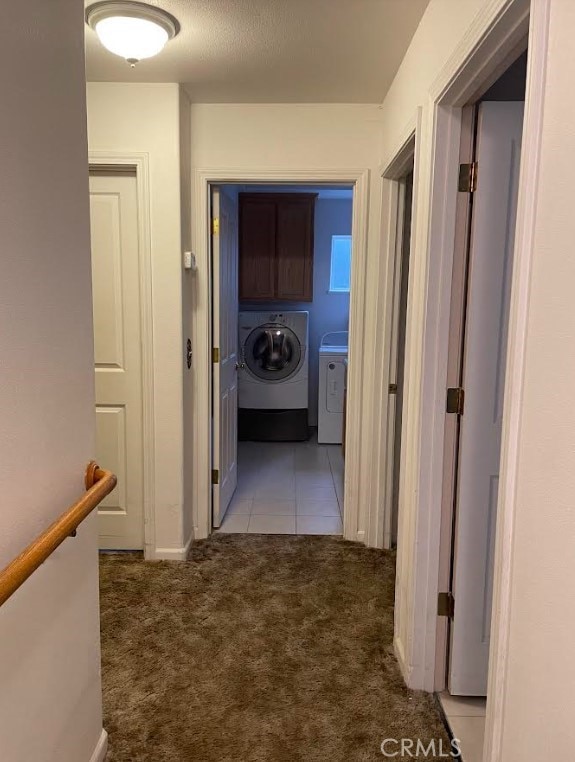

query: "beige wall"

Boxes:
[85, 97, 384, 547]
[189, 103, 383, 539]
[493, 2, 575, 757]
[190, 104, 383, 169]
[86, 83, 187, 557]
[379, 0, 486, 161]
[0, 2, 104, 760]
[85, 99, 386, 546]
[180, 87, 195, 546]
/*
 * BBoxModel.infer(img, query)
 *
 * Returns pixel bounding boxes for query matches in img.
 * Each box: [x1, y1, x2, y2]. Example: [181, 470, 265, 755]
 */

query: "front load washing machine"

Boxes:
[238, 311, 309, 441]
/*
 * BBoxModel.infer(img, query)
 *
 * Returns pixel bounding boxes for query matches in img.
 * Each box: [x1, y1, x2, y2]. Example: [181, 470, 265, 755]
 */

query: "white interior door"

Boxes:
[89, 171, 144, 550]
[449, 102, 524, 695]
[212, 186, 239, 527]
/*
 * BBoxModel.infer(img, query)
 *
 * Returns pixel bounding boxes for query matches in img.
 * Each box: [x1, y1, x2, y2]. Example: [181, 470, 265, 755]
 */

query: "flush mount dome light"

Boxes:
[86, 1, 180, 66]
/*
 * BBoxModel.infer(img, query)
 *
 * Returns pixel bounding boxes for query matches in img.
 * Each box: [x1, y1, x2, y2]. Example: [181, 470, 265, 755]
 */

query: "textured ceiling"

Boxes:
[84, 0, 430, 103]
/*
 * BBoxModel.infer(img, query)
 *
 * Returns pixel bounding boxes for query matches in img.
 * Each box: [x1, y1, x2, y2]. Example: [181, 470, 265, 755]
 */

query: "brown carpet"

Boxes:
[100, 534, 449, 761]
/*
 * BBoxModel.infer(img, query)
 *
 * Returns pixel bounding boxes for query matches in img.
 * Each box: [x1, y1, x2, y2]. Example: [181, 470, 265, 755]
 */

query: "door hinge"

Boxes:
[458, 162, 478, 193]
[446, 387, 465, 415]
[212, 347, 220, 363]
[389, 383, 398, 395]
[212, 469, 219, 485]
[438, 591, 455, 618]
[212, 217, 220, 235]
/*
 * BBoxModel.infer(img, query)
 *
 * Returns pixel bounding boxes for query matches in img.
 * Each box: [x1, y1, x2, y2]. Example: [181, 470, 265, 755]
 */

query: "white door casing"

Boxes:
[192, 169, 369, 544]
[89, 171, 144, 550]
[212, 186, 239, 527]
[390, 170, 413, 547]
[377, 129, 418, 553]
[449, 102, 524, 696]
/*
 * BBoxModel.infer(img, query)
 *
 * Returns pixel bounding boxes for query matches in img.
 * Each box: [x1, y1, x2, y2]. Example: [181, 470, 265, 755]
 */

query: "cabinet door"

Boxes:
[239, 196, 276, 300]
[276, 196, 315, 301]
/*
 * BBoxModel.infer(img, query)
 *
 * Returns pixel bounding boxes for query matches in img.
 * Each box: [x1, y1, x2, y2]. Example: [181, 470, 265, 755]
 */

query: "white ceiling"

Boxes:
[84, 0, 430, 103]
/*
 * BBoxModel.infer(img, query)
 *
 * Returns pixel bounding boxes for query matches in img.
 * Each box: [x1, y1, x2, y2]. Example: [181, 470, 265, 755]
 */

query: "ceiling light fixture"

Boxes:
[86, 1, 180, 67]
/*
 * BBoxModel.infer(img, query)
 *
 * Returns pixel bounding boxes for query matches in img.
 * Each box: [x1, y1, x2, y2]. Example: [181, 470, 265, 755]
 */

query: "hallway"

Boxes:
[100, 536, 448, 761]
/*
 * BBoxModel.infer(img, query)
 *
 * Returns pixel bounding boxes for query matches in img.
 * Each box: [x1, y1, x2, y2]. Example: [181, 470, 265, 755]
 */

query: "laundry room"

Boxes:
[211, 184, 353, 536]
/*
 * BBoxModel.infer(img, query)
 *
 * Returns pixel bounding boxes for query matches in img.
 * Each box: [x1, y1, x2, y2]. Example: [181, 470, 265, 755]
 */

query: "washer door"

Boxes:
[244, 323, 302, 381]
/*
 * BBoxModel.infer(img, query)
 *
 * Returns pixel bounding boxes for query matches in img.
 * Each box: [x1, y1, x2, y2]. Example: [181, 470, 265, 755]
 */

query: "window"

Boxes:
[329, 235, 352, 293]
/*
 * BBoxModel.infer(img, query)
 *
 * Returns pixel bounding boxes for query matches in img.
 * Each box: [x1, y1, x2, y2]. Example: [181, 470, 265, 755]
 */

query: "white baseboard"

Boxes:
[89, 730, 108, 762]
[153, 531, 195, 561]
[179, 530, 194, 559]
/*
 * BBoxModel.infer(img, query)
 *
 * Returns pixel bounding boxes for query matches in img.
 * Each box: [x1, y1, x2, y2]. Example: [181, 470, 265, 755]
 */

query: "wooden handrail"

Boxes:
[0, 462, 117, 607]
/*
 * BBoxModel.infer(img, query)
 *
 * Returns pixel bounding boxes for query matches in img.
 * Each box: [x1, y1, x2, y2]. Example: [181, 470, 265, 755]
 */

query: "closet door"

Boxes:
[89, 170, 144, 550]
[449, 102, 524, 696]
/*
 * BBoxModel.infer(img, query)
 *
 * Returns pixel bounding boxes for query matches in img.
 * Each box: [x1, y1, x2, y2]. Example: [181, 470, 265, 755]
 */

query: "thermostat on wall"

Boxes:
[183, 251, 197, 271]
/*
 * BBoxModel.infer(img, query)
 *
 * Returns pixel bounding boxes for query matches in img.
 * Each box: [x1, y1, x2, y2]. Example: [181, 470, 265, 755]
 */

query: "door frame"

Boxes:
[210, 185, 239, 527]
[191, 169, 370, 542]
[384, 0, 550, 756]
[434, 103, 477, 693]
[89, 152, 156, 558]
[373, 123, 419, 551]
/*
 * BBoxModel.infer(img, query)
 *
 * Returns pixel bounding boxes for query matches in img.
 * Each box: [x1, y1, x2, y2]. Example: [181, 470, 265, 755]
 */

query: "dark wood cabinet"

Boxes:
[239, 193, 316, 302]
[238, 196, 276, 300]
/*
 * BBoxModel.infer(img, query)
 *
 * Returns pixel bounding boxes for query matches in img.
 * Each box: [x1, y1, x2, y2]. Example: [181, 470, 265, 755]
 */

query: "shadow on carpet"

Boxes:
[100, 534, 449, 761]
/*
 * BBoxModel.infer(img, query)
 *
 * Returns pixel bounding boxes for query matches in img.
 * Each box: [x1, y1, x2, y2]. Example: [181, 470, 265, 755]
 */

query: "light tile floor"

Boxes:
[439, 691, 487, 762]
[216, 436, 344, 536]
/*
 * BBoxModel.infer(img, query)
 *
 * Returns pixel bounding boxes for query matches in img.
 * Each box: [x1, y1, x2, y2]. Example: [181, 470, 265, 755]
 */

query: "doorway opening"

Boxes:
[386, 168, 414, 549]
[436, 48, 528, 761]
[210, 184, 354, 537]
[378, 131, 417, 552]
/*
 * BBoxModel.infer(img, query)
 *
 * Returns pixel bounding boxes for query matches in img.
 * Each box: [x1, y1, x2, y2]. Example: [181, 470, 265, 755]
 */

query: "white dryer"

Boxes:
[318, 332, 348, 444]
[238, 311, 309, 441]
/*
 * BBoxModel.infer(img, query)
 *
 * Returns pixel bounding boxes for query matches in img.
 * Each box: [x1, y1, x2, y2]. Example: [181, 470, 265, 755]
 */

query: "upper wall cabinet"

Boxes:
[239, 193, 316, 302]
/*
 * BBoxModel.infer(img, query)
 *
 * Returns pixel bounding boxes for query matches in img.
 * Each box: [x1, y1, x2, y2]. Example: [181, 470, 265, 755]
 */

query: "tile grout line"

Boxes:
[326, 446, 344, 519]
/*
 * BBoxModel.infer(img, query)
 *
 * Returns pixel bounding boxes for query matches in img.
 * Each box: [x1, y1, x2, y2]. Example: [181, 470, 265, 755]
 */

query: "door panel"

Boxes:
[276, 199, 314, 301]
[95, 405, 128, 513]
[91, 198, 125, 368]
[449, 102, 524, 695]
[239, 198, 276, 300]
[212, 187, 239, 527]
[90, 172, 144, 550]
